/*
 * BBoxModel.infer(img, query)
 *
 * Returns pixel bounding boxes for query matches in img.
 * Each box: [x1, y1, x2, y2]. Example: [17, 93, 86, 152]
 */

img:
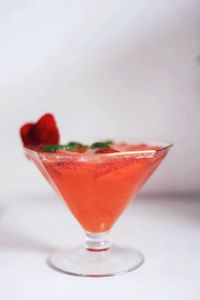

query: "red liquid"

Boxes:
[33, 144, 169, 232]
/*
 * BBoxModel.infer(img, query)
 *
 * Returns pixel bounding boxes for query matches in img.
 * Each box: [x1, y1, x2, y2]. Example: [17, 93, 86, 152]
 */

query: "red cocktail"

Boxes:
[25, 141, 172, 277]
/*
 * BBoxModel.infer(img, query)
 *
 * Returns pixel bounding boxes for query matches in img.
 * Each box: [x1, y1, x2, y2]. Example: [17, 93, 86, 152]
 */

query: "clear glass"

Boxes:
[25, 140, 172, 277]
[48, 233, 144, 277]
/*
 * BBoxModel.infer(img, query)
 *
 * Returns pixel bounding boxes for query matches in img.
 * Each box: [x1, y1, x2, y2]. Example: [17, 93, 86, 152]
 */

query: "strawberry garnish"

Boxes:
[20, 123, 35, 146]
[94, 148, 119, 154]
[20, 113, 59, 147]
[75, 146, 88, 153]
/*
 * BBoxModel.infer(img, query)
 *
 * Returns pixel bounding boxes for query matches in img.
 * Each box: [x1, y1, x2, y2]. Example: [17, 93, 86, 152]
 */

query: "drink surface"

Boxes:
[31, 143, 169, 232]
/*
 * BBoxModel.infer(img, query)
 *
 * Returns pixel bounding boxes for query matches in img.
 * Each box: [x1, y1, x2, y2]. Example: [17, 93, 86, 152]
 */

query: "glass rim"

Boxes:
[24, 141, 173, 159]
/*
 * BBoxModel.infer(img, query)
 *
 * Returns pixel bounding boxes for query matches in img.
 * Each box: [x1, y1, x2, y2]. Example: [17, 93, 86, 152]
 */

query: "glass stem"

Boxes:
[85, 231, 110, 251]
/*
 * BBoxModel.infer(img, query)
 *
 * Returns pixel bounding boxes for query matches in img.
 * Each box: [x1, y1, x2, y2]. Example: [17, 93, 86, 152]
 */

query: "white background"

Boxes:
[0, 2, 200, 299]
[0, 1, 200, 195]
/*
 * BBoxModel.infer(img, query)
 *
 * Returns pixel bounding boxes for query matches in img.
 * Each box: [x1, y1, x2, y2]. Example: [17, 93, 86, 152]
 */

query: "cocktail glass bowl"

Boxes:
[25, 140, 172, 277]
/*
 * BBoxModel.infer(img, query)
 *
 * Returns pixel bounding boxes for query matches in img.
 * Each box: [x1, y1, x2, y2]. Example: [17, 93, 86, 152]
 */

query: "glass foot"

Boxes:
[48, 245, 144, 277]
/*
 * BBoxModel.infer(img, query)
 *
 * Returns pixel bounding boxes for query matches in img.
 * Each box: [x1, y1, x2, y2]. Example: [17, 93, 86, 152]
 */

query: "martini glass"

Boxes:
[25, 141, 172, 277]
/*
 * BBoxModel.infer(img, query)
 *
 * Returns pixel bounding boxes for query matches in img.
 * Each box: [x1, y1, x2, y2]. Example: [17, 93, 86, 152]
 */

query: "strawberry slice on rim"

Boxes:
[20, 113, 59, 147]
[94, 148, 119, 154]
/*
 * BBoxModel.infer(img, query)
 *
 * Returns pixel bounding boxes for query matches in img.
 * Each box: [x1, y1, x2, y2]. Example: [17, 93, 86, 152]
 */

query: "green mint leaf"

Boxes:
[67, 142, 82, 148]
[42, 142, 86, 152]
[91, 140, 113, 149]
[41, 144, 59, 152]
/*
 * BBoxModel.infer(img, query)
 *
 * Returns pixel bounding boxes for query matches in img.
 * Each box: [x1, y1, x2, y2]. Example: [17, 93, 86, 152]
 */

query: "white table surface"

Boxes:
[0, 192, 200, 300]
